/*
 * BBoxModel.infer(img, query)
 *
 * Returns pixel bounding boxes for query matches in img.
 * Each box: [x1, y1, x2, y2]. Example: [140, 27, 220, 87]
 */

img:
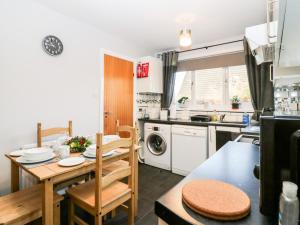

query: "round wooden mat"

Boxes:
[182, 180, 250, 221]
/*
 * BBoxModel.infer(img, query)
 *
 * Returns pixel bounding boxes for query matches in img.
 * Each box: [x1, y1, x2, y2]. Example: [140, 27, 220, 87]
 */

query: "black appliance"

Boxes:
[190, 115, 211, 122]
[260, 115, 300, 216]
[216, 127, 240, 150]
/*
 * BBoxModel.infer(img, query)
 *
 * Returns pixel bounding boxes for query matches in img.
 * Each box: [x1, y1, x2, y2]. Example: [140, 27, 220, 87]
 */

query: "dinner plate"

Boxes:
[9, 150, 25, 157]
[58, 157, 85, 167]
[83, 150, 115, 158]
[16, 153, 56, 164]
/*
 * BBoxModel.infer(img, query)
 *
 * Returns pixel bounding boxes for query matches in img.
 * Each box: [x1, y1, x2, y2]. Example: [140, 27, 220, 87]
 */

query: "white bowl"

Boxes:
[84, 135, 120, 156]
[23, 147, 53, 161]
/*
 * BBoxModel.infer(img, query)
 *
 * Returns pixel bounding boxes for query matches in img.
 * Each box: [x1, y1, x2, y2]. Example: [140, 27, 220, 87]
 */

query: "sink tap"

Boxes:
[220, 114, 226, 122]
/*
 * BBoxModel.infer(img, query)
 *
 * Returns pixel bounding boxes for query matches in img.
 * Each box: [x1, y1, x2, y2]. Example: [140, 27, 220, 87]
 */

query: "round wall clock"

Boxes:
[42, 35, 63, 56]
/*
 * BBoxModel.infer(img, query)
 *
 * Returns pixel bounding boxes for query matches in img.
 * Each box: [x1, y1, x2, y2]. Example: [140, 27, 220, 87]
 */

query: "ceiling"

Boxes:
[37, 0, 266, 53]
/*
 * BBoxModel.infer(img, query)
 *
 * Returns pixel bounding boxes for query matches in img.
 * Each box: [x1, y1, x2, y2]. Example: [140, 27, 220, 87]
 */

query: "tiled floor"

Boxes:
[31, 164, 183, 225]
[102, 164, 183, 225]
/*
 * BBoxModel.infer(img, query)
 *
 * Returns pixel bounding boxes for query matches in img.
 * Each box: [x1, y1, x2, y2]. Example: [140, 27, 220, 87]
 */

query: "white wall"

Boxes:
[0, 0, 148, 194]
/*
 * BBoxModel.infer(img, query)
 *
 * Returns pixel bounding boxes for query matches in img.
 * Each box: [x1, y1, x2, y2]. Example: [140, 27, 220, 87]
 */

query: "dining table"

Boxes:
[5, 145, 139, 225]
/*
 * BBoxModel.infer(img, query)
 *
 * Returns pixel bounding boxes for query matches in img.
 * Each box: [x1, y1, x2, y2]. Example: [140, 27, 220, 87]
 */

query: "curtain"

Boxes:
[161, 51, 179, 109]
[244, 38, 274, 120]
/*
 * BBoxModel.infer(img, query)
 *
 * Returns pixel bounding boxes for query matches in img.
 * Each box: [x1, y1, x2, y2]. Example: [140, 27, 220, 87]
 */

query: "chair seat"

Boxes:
[67, 180, 131, 212]
[0, 184, 63, 225]
[103, 160, 129, 175]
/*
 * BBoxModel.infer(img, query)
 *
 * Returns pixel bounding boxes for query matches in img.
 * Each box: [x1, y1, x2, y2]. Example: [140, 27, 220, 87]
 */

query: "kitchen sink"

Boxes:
[234, 134, 260, 145]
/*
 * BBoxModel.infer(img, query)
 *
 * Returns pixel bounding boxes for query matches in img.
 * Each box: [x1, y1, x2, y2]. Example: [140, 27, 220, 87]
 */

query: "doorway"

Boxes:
[104, 54, 134, 135]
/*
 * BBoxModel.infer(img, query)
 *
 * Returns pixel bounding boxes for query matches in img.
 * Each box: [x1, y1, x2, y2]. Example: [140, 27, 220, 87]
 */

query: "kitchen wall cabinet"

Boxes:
[136, 56, 163, 94]
[274, 0, 300, 80]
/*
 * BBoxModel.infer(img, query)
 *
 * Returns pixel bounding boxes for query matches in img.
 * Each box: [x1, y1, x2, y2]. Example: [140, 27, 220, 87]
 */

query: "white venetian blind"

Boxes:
[194, 68, 225, 105]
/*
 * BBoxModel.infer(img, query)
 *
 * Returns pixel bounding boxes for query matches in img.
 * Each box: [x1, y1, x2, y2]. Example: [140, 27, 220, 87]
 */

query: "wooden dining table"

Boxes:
[6, 146, 139, 225]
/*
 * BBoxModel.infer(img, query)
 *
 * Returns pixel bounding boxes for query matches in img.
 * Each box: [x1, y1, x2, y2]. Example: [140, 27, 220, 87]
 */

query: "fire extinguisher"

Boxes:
[137, 63, 142, 78]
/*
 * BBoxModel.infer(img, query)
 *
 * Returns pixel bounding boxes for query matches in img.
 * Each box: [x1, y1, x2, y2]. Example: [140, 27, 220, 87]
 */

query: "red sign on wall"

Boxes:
[141, 63, 149, 78]
[137, 62, 149, 78]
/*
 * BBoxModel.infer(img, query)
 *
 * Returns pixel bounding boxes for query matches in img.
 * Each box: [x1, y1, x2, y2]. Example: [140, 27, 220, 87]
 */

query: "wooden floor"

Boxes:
[29, 164, 183, 225]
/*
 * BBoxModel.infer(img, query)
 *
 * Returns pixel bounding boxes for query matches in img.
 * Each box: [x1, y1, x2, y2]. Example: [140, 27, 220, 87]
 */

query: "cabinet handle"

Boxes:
[270, 64, 274, 82]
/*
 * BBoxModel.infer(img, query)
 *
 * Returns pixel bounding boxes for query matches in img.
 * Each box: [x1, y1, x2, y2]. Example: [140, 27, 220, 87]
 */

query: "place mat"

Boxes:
[22, 157, 60, 169]
[182, 179, 251, 221]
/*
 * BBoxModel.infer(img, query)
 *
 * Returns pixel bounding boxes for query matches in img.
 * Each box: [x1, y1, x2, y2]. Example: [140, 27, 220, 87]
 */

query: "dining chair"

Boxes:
[103, 120, 139, 216]
[67, 132, 135, 225]
[37, 120, 72, 147]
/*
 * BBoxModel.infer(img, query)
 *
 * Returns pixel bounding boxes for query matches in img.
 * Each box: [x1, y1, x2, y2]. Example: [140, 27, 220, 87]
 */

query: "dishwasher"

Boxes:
[171, 125, 208, 176]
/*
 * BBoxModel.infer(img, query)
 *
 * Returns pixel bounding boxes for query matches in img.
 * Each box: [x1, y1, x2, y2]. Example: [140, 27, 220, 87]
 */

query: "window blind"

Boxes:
[177, 52, 245, 72]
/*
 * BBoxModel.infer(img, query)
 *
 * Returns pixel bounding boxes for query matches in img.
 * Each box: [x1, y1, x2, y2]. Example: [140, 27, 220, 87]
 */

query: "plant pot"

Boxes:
[232, 103, 240, 109]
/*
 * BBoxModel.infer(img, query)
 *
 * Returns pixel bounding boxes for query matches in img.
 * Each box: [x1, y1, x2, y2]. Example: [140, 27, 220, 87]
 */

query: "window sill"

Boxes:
[176, 107, 254, 113]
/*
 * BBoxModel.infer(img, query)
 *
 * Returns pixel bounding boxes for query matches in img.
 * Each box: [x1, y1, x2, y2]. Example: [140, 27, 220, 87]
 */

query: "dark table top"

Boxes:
[155, 142, 276, 225]
[138, 118, 247, 128]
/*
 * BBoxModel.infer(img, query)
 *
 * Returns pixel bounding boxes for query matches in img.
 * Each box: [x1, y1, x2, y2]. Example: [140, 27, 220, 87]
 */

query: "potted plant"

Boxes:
[231, 96, 241, 109]
[64, 136, 92, 153]
[178, 96, 189, 108]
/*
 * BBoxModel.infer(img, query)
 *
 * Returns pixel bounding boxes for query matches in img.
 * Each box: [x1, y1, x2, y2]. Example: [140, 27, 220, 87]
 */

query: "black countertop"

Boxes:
[138, 118, 247, 128]
[155, 142, 276, 225]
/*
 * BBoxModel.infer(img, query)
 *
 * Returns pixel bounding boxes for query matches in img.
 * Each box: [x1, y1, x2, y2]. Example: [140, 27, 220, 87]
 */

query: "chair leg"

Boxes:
[69, 199, 75, 225]
[111, 209, 117, 218]
[128, 197, 135, 225]
[95, 214, 102, 225]
[54, 202, 61, 225]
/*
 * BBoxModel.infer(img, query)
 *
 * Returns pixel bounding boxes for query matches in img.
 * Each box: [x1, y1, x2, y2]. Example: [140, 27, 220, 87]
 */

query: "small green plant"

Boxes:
[178, 97, 189, 104]
[231, 96, 240, 103]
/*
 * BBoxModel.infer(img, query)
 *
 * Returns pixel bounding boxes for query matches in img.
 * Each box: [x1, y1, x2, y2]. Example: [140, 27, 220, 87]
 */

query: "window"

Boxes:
[194, 68, 225, 106]
[228, 65, 251, 103]
[174, 71, 192, 101]
[174, 65, 252, 110]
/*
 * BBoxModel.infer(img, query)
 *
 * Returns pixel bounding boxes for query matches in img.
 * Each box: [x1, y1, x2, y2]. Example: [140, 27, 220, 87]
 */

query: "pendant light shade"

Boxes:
[179, 29, 192, 48]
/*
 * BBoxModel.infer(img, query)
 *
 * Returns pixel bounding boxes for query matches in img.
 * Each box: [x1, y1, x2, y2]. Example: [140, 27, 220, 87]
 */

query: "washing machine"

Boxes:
[144, 123, 171, 170]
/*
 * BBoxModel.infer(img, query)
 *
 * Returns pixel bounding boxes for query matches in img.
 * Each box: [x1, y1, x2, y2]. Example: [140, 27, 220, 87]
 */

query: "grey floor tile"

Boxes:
[27, 164, 183, 225]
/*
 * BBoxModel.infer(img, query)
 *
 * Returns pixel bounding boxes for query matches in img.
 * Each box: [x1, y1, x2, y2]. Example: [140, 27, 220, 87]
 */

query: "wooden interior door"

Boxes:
[104, 54, 134, 135]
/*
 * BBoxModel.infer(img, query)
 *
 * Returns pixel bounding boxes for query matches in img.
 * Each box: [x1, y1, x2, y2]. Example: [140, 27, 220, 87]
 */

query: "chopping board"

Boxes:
[182, 179, 251, 221]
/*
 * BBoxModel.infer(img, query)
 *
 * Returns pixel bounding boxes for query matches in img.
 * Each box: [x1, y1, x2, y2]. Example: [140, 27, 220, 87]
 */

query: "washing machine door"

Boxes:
[146, 133, 167, 156]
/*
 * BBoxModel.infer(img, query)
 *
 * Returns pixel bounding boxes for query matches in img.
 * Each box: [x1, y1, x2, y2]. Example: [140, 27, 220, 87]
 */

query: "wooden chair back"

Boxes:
[115, 120, 136, 143]
[37, 121, 72, 147]
[94, 131, 134, 214]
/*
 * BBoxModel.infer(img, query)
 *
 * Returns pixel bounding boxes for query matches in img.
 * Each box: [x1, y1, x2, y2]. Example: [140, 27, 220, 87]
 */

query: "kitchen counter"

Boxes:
[241, 126, 260, 135]
[155, 142, 276, 225]
[138, 118, 247, 128]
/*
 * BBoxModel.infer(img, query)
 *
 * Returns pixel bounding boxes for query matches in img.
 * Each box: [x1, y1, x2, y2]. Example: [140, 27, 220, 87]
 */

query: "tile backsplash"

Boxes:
[137, 93, 161, 119]
[275, 85, 300, 112]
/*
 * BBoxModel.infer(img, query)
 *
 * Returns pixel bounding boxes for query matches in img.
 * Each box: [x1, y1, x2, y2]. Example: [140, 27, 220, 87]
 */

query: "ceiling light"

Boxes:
[179, 29, 192, 48]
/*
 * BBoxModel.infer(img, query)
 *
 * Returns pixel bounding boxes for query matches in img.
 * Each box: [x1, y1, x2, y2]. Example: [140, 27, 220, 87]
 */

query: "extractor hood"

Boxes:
[245, 22, 277, 65]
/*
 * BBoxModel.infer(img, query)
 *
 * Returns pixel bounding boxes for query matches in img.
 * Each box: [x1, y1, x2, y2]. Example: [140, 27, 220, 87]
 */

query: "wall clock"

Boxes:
[42, 35, 63, 56]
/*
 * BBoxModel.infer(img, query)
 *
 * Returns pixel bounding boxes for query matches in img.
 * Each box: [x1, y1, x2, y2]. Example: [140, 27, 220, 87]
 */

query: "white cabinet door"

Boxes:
[208, 126, 216, 157]
[137, 56, 163, 93]
[277, 0, 300, 67]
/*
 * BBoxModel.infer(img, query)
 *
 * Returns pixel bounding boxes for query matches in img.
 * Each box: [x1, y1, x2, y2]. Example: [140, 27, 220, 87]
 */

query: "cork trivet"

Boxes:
[182, 180, 250, 221]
